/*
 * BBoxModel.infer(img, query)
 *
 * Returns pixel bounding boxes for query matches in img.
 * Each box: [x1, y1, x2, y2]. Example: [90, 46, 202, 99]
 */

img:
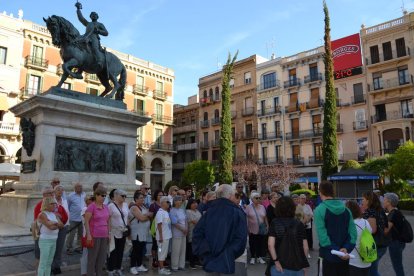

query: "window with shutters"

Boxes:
[309, 63, 318, 81]
[288, 93, 298, 112]
[370, 45, 379, 64]
[353, 83, 364, 104]
[275, 121, 281, 137]
[260, 100, 265, 115]
[32, 45, 44, 66]
[244, 72, 252, 84]
[309, 88, 320, 109]
[382, 42, 392, 61]
[314, 143, 322, 160]
[292, 145, 300, 160]
[27, 75, 42, 95]
[156, 103, 163, 120]
[135, 99, 144, 115]
[245, 143, 254, 159]
[155, 128, 163, 144]
[215, 87, 220, 101]
[291, 118, 299, 139]
[396, 38, 406, 57]
[275, 145, 281, 162]
[262, 147, 268, 164]
[261, 123, 267, 139]
[312, 114, 321, 132]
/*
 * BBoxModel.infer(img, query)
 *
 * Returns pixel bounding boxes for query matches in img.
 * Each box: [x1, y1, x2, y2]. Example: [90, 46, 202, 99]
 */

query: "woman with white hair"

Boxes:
[170, 195, 188, 272]
[383, 192, 406, 276]
[107, 189, 129, 276]
[245, 192, 268, 265]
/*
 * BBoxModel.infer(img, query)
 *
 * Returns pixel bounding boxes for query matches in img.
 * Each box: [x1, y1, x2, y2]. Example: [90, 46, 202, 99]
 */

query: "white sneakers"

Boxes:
[129, 267, 139, 275]
[158, 268, 172, 275]
[250, 258, 266, 265]
[137, 265, 148, 272]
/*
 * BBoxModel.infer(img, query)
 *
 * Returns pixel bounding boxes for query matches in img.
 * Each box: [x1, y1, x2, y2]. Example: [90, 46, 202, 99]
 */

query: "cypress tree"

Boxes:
[218, 51, 238, 184]
[322, 0, 338, 180]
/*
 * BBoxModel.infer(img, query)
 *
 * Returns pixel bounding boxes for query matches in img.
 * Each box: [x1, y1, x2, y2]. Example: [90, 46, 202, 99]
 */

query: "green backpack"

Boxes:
[150, 219, 157, 238]
[356, 221, 377, 263]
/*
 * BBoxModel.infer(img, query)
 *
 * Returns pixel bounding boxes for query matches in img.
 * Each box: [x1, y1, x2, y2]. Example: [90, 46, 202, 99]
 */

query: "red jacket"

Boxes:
[33, 199, 68, 224]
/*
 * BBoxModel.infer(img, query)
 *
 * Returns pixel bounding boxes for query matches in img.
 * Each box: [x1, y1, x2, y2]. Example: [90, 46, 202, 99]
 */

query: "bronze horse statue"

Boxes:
[43, 15, 126, 100]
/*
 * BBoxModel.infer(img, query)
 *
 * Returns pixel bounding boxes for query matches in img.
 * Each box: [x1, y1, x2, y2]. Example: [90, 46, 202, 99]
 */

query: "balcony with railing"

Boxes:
[257, 106, 282, 117]
[369, 75, 413, 92]
[134, 109, 150, 117]
[56, 64, 64, 75]
[304, 73, 323, 84]
[371, 110, 414, 124]
[257, 80, 280, 92]
[200, 96, 213, 106]
[353, 120, 368, 131]
[85, 73, 100, 84]
[285, 128, 322, 140]
[133, 84, 149, 96]
[25, 55, 48, 71]
[242, 107, 255, 117]
[176, 143, 197, 151]
[258, 157, 284, 165]
[152, 114, 174, 125]
[211, 117, 221, 126]
[20, 87, 42, 98]
[174, 123, 197, 134]
[339, 153, 370, 162]
[211, 139, 220, 148]
[258, 132, 283, 141]
[239, 130, 257, 140]
[151, 142, 175, 152]
[365, 48, 410, 66]
[308, 156, 323, 165]
[283, 78, 301, 89]
[200, 120, 209, 128]
[351, 94, 366, 105]
[337, 124, 344, 133]
[153, 90, 167, 100]
[200, 141, 209, 149]
[287, 157, 305, 166]
[0, 121, 19, 135]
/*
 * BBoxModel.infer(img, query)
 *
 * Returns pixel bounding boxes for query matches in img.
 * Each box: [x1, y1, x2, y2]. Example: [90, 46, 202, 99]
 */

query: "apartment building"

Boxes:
[172, 95, 199, 181]
[257, 36, 369, 183]
[361, 11, 414, 156]
[0, 11, 24, 164]
[0, 12, 175, 190]
[198, 55, 267, 165]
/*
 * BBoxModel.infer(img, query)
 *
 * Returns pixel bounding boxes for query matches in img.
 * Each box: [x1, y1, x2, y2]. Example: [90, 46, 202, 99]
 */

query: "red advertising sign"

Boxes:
[332, 33, 362, 72]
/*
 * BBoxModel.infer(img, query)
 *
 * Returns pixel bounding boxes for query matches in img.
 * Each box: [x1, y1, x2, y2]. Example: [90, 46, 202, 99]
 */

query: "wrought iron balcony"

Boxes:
[366, 48, 410, 66]
[134, 109, 150, 117]
[308, 156, 323, 165]
[85, 73, 100, 84]
[200, 96, 213, 106]
[239, 130, 257, 140]
[287, 157, 304, 166]
[257, 106, 282, 117]
[304, 73, 323, 83]
[371, 111, 414, 123]
[0, 121, 19, 135]
[151, 142, 175, 152]
[133, 84, 149, 96]
[258, 132, 283, 141]
[25, 55, 48, 71]
[211, 117, 221, 126]
[242, 107, 255, 117]
[258, 157, 284, 165]
[284, 78, 301, 89]
[174, 123, 197, 134]
[353, 120, 368, 131]
[285, 128, 322, 140]
[257, 80, 280, 92]
[200, 120, 209, 128]
[369, 75, 413, 92]
[152, 114, 174, 125]
[176, 143, 197, 151]
[20, 87, 41, 98]
[211, 139, 220, 147]
[200, 141, 209, 149]
[153, 90, 167, 100]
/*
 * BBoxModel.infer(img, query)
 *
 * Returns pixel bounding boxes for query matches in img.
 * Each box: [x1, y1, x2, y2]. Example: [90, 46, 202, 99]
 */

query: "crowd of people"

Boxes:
[32, 179, 410, 276]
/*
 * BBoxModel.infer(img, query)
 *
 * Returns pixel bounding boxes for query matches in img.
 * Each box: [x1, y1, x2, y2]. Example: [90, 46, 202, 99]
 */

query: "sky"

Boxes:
[2, 0, 414, 104]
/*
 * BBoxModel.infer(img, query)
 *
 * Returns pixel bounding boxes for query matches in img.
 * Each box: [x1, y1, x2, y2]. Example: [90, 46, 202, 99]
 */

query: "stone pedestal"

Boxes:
[0, 87, 150, 226]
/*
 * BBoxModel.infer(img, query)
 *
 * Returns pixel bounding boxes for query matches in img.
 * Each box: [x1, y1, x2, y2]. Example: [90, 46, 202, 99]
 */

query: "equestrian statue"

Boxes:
[43, 1, 126, 100]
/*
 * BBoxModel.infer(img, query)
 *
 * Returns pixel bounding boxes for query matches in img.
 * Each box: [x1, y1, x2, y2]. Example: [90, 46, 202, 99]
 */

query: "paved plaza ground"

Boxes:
[2, 215, 414, 275]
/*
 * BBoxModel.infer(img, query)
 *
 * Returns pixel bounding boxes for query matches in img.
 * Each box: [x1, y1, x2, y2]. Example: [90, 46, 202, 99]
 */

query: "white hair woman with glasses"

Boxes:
[245, 192, 269, 265]
[107, 189, 129, 276]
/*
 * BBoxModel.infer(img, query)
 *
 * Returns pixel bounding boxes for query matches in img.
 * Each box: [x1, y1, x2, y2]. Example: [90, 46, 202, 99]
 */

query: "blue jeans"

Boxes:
[271, 266, 304, 276]
[389, 240, 405, 276]
[369, 246, 387, 276]
[38, 238, 57, 276]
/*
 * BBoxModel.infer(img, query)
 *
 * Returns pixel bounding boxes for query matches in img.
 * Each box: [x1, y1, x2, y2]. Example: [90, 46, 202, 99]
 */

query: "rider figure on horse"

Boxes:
[75, 1, 108, 70]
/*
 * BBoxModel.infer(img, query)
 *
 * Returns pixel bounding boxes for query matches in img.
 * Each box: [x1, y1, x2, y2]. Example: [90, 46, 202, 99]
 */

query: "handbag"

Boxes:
[113, 202, 131, 238]
[81, 236, 94, 248]
[252, 205, 267, 235]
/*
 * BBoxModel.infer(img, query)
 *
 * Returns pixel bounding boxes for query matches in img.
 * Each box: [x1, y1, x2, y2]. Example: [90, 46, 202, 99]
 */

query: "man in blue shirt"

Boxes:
[65, 182, 85, 254]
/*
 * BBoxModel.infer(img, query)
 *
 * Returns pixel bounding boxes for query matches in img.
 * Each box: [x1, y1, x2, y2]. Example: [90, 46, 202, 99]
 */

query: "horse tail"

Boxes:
[116, 65, 127, 100]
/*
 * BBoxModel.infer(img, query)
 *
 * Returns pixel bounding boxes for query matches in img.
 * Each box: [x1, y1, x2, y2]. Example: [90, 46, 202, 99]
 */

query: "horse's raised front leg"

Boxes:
[56, 71, 69, 88]
[63, 58, 82, 79]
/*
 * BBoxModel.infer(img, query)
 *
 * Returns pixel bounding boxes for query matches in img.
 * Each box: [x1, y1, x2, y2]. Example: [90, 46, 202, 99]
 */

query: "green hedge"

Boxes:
[399, 198, 414, 211]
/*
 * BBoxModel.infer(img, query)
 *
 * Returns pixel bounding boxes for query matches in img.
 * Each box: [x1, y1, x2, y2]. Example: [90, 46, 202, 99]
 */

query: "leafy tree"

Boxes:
[390, 140, 414, 180]
[341, 160, 361, 172]
[164, 180, 180, 194]
[182, 160, 215, 193]
[383, 179, 414, 199]
[322, 0, 339, 180]
[361, 156, 393, 179]
[218, 51, 238, 184]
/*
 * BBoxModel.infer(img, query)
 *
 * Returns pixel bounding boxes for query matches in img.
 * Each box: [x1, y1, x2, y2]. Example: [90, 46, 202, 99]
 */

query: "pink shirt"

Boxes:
[245, 204, 266, 234]
[86, 202, 110, 238]
[262, 199, 271, 209]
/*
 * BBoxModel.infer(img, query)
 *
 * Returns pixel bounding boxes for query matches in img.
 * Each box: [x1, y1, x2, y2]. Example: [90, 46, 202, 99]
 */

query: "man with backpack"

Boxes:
[314, 181, 357, 276]
[384, 192, 413, 276]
